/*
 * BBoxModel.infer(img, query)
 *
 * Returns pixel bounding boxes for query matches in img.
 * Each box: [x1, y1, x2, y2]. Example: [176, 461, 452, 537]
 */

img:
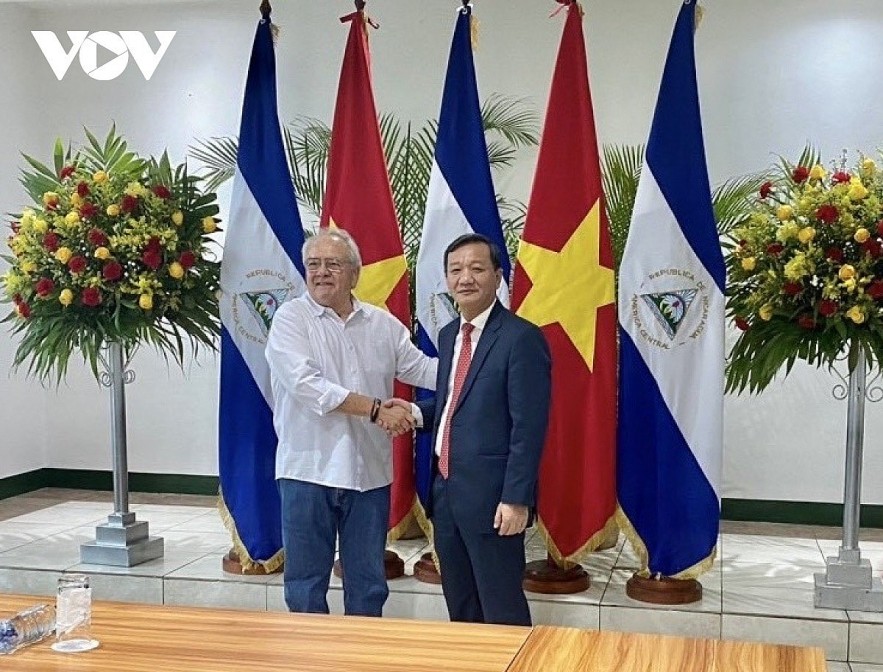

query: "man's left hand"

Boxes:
[493, 503, 529, 536]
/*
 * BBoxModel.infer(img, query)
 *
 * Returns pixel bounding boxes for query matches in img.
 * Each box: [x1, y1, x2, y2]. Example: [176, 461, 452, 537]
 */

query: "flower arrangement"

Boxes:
[1, 127, 221, 382]
[726, 151, 883, 393]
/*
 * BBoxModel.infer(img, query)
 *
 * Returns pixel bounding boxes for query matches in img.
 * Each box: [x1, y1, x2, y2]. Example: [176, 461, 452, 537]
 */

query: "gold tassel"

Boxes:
[695, 4, 705, 32]
[536, 513, 619, 567]
[469, 14, 480, 50]
[270, 23, 280, 45]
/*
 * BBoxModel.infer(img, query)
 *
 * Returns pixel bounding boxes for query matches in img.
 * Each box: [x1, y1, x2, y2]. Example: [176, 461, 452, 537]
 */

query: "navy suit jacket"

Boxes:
[418, 301, 551, 535]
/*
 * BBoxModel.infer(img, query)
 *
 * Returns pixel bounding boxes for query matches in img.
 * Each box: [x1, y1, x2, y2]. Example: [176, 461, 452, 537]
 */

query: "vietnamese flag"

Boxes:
[321, 10, 414, 537]
[511, 1, 617, 562]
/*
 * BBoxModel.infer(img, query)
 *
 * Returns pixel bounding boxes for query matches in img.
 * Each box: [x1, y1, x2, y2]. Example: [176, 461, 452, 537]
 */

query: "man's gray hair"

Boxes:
[302, 228, 362, 271]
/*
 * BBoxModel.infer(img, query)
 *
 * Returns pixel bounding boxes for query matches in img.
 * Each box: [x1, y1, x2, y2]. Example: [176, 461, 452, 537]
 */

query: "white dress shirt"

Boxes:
[433, 302, 493, 457]
[266, 293, 437, 491]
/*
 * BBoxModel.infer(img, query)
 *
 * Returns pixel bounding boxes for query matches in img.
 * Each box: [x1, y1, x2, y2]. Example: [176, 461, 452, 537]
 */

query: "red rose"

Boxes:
[868, 280, 883, 300]
[877, 220, 883, 237]
[81, 287, 101, 307]
[10, 221, 20, 234]
[832, 171, 851, 184]
[797, 314, 816, 329]
[68, 256, 87, 274]
[17, 302, 31, 318]
[59, 165, 75, 180]
[120, 195, 138, 213]
[819, 300, 839, 317]
[815, 204, 838, 224]
[142, 248, 162, 270]
[783, 282, 803, 296]
[102, 262, 123, 282]
[766, 243, 784, 257]
[12, 293, 22, 305]
[862, 239, 882, 258]
[43, 232, 60, 251]
[35, 277, 55, 297]
[759, 181, 773, 199]
[825, 247, 844, 263]
[151, 184, 171, 199]
[734, 317, 751, 331]
[44, 196, 58, 211]
[87, 228, 108, 246]
[76, 181, 90, 198]
[179, 250, 196, 269]
[79, 201, 98, 219]
[146, 236, 162, 251]
[792, 166, 810, 183]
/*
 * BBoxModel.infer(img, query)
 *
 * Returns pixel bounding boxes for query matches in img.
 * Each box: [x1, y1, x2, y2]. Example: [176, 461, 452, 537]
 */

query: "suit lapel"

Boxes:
[435, 322, 457, 433]
[454, 302, 503, 413]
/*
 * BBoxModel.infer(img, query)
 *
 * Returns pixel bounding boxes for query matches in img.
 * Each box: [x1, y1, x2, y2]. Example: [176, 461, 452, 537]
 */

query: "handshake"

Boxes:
[375, 398, 417, 437]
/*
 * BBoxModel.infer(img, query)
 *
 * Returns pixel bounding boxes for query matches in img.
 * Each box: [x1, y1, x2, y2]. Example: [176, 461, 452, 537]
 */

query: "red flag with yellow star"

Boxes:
[321, 10, 413, 537]
[511, 2, 617, 562]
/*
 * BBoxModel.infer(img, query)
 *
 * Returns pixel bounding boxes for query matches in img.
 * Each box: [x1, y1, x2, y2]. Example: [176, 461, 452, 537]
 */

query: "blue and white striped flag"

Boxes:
[218, 10, 305, 572]
[414, 4, 510, 507]
[616, 0, 724, 578]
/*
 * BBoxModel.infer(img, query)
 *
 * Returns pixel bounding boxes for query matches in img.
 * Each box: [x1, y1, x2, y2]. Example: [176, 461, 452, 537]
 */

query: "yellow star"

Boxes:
[515, 201, 614, 371]
[355, 254, 408, 312]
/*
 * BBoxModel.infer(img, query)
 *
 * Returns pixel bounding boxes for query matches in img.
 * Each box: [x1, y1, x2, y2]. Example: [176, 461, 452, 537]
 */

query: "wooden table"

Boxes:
[509, 626, 828, 672]
[0, 594, 827, 671]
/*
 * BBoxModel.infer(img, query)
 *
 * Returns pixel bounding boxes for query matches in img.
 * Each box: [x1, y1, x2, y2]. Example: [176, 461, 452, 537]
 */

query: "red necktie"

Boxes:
[439, 323, 475, 479]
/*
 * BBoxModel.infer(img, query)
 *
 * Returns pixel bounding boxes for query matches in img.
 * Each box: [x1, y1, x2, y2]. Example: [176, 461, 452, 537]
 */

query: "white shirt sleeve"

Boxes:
[391, 319, 438, 390]
[265, 303, 350, 416]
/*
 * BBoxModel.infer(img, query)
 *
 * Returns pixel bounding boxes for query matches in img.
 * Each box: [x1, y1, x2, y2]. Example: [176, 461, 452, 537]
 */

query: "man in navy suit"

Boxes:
[415, 233, 551, 626]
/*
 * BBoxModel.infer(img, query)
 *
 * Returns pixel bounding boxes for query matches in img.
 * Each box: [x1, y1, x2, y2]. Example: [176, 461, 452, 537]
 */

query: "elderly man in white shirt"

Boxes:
[266, 228, 436, 617]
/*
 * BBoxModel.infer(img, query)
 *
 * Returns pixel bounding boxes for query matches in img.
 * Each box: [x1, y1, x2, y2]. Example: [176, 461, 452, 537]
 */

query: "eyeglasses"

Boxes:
[305, 257, 349, 274]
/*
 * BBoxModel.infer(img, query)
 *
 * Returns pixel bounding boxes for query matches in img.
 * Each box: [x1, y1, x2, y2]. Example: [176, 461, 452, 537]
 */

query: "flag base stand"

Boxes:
[625, 574, 702, 604]
[333, 550, 404, 581]
[222, 549, 281, 576]
[414, 552, 442, 585]
[523, 555, 590, 594]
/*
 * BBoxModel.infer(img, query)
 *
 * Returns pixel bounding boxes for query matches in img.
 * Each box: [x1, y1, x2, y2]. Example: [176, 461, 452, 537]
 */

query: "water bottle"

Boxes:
[0, 604, 56, 654]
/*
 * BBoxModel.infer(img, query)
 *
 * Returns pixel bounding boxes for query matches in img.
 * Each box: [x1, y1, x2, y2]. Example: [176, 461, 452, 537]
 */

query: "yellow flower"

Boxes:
[138, 293, 154, 310]
[809, 164, 826, 180]
[777, 205, 794, 221]
[855, 228, 871, 243]
[59, 289, 74, 306]
[784, 253, 812, 281]
[848, 180, 869, 200]
[54, 247, 72, 264]
[94, 247, 111, 260]
[839, 265, 856, 281]
[776, 221, 800, 242]
[741, 257, 756, 271]
[93, 170, 108, 184]
[69, 192, 82, 207]
[846, 306, 866, 324]
[64, 211, 80, 226]
[20, 260, 37, 274]
[31, 218, 47, 235]
[42, 191, 59, 207]
[171, 211, 184, 226]
[202, 216, 217, 233]
[797, 227, 816, 244]
[862, 158, 876, 174]
[844, 278, 857, 292]
[168, 262, 185, 279]
[124, 181, 146, 197]
[759, 304, 774, 321]
[106, 204, 120, 217]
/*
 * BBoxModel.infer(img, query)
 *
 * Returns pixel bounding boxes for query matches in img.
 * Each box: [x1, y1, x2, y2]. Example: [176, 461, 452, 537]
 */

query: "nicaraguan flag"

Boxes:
[218, 10, 306, 572]
[414, 3, 509, 507]
[616, 0, 724, 578]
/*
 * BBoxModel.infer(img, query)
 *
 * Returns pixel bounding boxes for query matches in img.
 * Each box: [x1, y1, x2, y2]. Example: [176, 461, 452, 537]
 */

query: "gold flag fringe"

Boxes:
[537, 513, 619, 568]
[217, 488, 285, 574]
[469, 14, 480, 50]
[270, 23, 280, 45]
[614, 505, 716, 580]
[695, 4, 705, 32]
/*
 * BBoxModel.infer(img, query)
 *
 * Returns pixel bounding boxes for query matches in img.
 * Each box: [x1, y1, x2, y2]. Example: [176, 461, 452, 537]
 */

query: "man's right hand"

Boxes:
[375, 402, 415, 437]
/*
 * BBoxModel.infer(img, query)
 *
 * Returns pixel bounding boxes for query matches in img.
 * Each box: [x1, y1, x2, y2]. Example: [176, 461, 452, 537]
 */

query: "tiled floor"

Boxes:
[3, 490, 883, 670]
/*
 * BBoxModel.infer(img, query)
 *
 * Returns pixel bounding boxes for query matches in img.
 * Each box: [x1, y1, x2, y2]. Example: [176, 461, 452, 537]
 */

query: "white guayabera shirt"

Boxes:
[266, 293, 437, 491]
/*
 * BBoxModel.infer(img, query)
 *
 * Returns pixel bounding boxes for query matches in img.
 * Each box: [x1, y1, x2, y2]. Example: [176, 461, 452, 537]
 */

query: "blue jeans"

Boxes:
[278, 479, 390, 616]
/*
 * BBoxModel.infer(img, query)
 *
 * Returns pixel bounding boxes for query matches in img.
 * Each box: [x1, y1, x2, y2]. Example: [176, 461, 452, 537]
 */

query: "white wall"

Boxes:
[0, 0, 881, 504]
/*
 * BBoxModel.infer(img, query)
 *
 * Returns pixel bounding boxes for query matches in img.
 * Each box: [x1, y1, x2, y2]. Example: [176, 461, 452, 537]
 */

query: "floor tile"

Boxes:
[850, 620, 883, 664]
[723, 585, 847, 621]
[601, 605, 721, 639]
[163, 576, 267, 611]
